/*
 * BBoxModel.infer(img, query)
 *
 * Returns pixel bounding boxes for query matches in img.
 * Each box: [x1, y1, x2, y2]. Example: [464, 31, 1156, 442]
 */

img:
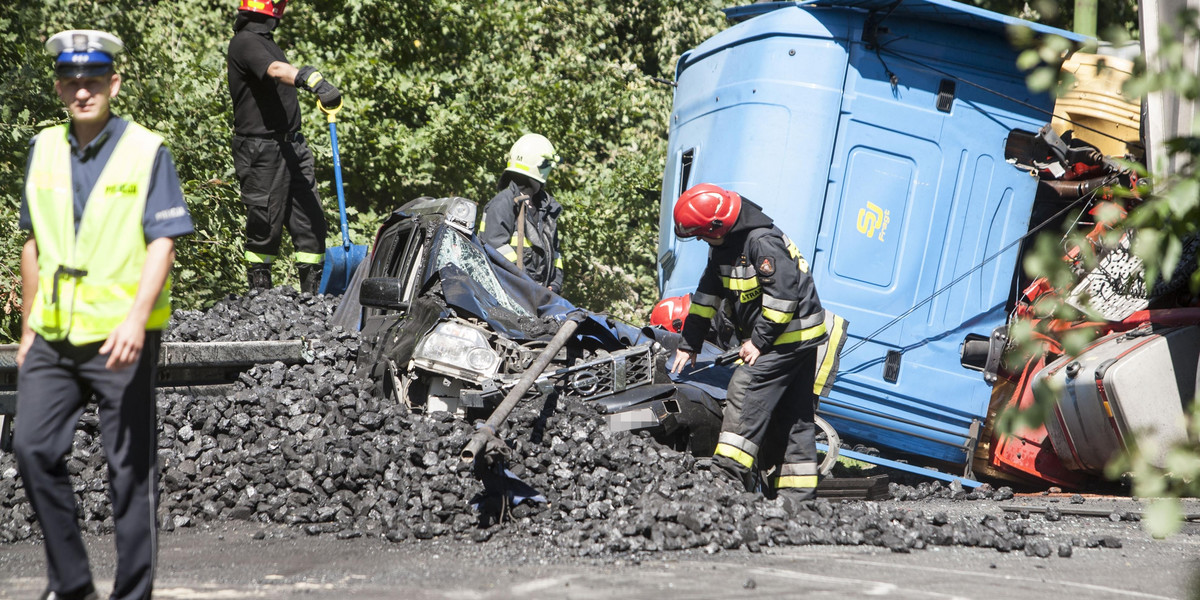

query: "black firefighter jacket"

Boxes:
[680, 199, 826, 354]
[480, 181, 564, 293]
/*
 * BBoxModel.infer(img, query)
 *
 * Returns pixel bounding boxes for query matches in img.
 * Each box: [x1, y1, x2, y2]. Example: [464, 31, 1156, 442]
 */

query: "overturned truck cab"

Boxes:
[656, 0, 1094, 483]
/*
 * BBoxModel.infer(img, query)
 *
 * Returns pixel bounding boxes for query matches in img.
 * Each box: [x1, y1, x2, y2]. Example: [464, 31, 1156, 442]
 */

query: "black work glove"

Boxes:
[295, 65, 343, 109]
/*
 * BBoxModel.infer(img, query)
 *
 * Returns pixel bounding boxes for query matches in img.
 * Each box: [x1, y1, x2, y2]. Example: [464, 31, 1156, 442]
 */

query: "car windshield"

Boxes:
[434, 229, 531, 317]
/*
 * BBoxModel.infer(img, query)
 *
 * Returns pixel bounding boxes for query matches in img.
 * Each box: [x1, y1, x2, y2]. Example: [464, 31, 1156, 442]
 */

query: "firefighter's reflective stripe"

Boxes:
[813, 312, 848, 397]
[782, 234, 810, 273]
[245, 250, 274, 263]
[509, 232, 534, 247]
[714, 431, 759, 469]
[773, 309, 826, 346]
[722, 275, 759, 291]
[729, 265, 755, 278]
[294, 251, 323, 264]
[761, 294, 798, 324]
[720, 264, 759, 291]
[775, 462, 818, 489]
[762, 307, 791, 323]
[498, 244, 519, 262]
[554, 253, 563, 269]
[689, 292, 719, 319]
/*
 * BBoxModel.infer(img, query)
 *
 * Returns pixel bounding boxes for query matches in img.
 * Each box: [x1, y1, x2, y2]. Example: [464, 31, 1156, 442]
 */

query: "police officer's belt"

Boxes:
[237, 131, 305, 142]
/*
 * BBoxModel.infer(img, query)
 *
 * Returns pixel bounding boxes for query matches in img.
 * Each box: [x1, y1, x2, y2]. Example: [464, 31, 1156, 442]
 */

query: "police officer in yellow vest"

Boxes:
[15, 30, 193, 600]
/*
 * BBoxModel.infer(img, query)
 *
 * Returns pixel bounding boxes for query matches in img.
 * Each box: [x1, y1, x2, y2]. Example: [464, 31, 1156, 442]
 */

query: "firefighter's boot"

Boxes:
[698, 454, 758, 493]
[247, 264, 272, 291]
[777, 487, 817, 516]
[298, 263, 324, 295]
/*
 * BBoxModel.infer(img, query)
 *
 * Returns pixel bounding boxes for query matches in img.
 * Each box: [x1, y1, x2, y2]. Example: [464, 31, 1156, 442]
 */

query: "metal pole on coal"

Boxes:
[461, 315, 582, 462]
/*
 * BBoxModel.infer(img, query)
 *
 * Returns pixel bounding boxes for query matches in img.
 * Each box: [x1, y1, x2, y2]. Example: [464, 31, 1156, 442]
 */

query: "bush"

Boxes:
[0, 0, 726, 341]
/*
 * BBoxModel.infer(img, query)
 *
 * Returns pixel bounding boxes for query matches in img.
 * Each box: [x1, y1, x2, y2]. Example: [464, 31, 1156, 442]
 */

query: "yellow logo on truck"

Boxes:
[856, 201, 891, 241]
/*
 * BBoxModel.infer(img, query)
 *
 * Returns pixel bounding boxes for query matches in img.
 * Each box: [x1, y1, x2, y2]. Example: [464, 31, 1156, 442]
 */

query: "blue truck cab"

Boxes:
[657, 0, 1084, 469]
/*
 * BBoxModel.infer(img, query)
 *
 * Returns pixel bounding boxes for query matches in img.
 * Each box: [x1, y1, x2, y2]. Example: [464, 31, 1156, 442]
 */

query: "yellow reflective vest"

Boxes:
[25, 122, 172, 345]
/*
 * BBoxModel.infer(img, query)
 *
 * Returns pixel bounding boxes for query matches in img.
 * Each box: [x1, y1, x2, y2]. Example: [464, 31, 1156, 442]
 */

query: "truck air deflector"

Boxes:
[722, 0, 1087, 44]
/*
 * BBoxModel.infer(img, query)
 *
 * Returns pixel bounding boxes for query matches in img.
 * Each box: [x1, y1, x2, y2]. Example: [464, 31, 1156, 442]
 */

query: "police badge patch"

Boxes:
[758, 256, 775, 276]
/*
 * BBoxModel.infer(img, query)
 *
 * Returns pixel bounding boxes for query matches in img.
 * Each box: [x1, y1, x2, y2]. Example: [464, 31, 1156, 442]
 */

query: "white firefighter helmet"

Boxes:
[505, 133, 558, 183]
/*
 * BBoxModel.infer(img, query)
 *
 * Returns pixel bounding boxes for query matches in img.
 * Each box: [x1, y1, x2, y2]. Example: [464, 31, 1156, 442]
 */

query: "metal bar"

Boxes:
[0, 391, 12, 452]
[0, 340, 309, 373]
[157, 340, 311, 367]
[1000, 503, 1200, 521]
[1074, 0, 1097, 38]
[0, 342, 310, 405]
[462, 317, 581, 462]
[818, 443, 983, 489]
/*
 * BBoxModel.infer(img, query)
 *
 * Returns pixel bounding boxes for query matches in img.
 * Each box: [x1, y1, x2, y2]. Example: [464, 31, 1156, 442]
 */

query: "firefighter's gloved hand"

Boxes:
[295, 65, 343, 109]
[314, 80, 342, 110]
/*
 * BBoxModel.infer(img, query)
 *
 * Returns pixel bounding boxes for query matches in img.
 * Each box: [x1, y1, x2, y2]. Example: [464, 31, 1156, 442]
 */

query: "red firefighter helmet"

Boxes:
[650, 295, 690, 333]
[239, 0, 289, 18]
[673, 184, 741, 240]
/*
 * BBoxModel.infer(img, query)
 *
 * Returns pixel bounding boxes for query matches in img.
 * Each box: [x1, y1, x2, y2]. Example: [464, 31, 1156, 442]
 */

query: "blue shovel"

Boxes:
[317, 101, 368, 295]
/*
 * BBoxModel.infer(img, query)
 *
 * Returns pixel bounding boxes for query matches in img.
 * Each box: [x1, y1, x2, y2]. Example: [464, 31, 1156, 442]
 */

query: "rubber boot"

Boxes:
[247, 264, 272, 291]
[298, 263, 324, 295]
[697, 454, 758, 493]
[777, 487, 817, 516]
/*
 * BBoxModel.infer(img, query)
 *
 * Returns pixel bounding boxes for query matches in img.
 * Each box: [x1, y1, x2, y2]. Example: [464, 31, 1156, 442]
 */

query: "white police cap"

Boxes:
[45, 30, 124, 78]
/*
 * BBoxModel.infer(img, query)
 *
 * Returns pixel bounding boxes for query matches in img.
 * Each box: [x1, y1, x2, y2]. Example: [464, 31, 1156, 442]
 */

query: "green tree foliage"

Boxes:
[971, 0, 1139, 37]
[1106, 9, 1200, 536]
[0, 0, 726, 341]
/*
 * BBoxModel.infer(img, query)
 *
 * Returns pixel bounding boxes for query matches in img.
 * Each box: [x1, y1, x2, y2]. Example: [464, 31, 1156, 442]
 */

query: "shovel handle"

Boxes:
[318, 99, 343, 123]
[322, 100, 351, 250]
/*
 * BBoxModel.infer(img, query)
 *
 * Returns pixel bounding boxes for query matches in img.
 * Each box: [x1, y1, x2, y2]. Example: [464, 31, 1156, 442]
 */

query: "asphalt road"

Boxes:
[3, 497, 1199, 600]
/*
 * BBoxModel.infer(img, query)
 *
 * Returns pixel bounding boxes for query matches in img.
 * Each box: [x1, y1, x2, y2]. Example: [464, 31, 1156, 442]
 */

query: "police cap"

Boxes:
[45, 30, 124, 79]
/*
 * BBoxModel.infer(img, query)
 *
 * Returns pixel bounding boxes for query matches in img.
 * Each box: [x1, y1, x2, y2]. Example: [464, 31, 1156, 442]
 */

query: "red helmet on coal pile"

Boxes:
[239, 0, 289, 18]
[650, 295, 690, 333]
[673, 184, 741, 240]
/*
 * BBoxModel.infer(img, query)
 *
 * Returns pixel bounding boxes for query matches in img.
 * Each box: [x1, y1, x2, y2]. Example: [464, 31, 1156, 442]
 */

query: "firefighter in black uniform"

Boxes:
[669, 183, 828, 507]
[480, 133, 564, 293]
[227, 0, 341, 293]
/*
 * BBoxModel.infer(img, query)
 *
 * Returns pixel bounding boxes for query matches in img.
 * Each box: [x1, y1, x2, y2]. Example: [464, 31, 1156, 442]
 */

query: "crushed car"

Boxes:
[337, 196, 731, 459]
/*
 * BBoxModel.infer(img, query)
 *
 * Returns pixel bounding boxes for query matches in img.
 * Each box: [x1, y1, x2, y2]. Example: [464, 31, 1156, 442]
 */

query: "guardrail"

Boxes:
[0, 340, 312, 452]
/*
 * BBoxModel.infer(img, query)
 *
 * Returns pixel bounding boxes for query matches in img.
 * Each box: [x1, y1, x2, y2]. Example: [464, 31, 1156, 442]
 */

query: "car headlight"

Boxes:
[414, 321, 500, 378]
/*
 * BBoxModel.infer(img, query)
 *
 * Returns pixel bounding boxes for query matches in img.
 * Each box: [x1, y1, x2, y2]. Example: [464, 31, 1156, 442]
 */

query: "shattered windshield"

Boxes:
[434, 230, 531, 317]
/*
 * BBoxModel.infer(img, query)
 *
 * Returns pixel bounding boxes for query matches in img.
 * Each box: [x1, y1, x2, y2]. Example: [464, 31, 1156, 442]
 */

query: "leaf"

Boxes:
[1016, 49, 1041, 71]
[1143, 499, 1184, 539]
[1164, 178, 1200, 216]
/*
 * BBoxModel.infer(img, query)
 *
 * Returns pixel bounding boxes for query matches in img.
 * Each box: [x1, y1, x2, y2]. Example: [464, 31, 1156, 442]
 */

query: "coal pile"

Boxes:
[166, 286, 341, 342]
[0, 287, 1121, 558]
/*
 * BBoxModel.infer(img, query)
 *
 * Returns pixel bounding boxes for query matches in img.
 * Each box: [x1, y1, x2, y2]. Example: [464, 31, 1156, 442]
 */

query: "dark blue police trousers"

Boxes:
[15, 332, 161, 600]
